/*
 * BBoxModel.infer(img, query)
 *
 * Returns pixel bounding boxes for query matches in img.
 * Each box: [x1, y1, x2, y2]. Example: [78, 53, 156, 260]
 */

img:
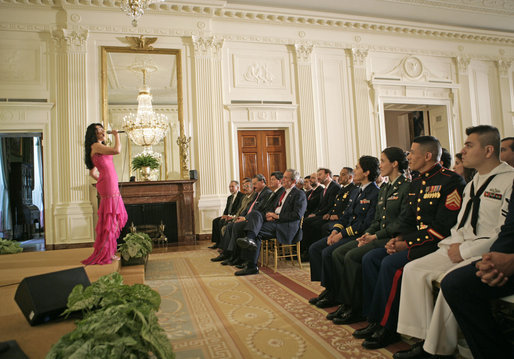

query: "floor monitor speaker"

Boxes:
[14, 267, 90, 326]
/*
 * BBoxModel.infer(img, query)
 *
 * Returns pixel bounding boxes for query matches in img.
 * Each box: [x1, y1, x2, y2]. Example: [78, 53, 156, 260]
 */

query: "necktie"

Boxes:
[457, 175, 496, 234]
[276, 191, 286, 209]
[323, 184, 328, 197]
[308, 190, 313, 200]
[227, 194, 235, 214]
[247, 191, 261, 214]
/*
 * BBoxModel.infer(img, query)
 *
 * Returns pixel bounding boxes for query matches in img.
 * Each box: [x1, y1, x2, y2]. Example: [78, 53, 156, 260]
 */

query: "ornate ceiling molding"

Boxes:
[1, 0, 514, 46]
[384, 0, 514, 16]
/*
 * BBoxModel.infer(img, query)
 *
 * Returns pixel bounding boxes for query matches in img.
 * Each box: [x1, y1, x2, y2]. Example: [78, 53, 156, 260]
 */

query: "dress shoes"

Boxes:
[211, 254, 227, 262]
[208, 244, 218, 249]
[221, 258, 233, 265]
[332, 309, 365, 325]
[326, 304, 348, 320]
[229, 258, 244, 266]
[236, 237, 258, 251]
[234, 266, 259, 276]
[352, 322, 380, 340]
[308, 289, 328, 305]
[235, 263, 247, 269]
[393, 342, 455, 359]
[362, 326, 400, 349]
[315, 298, 338, 308]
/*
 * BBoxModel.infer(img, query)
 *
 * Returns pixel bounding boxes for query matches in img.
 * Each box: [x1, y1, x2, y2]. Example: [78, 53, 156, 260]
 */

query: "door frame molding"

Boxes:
[225, 104, 300, 180]
[378, 96, 455, 155]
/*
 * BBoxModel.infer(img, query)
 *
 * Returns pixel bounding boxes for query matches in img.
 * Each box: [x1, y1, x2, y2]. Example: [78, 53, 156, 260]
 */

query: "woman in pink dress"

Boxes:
[82, 123, 128, 265]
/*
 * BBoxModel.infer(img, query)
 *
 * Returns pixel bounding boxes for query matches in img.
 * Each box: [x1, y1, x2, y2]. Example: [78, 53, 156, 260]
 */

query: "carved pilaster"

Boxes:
[51, 26, 88, 53]
[294, 43, 318, 173]
[349, 48, 376, 156]
[49, 24, 93, 245]
[496, 58, 512, 77]
[294, 43, 313, 63]
[351, 48, 368, 67]
[191, 35, 227, 196]
[192, 35, 224, 58]
[457, 56, 470, 75]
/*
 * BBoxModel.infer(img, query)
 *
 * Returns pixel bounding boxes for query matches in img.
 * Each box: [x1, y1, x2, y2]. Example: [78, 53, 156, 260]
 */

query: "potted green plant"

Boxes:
[131, 152, 161, 181]
[0, 238, 23, 254]
[118, 232, 153, 266]
[47, 272, 175, 359]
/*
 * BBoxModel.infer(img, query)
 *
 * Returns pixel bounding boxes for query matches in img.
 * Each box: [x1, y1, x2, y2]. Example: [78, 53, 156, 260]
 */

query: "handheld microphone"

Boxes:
[107, 130, 125, 134]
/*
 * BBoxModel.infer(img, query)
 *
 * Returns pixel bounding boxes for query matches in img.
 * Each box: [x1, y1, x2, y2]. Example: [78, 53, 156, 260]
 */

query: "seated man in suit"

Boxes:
[213, 174, 272, 262]
[212, 178, 255, 261]
[221, 171, 284, 267]
[305, 172, 324, 217]
[235, 169, 307, 276]
[320, 167, 359, 238]
[209, 180, 244, 249]
[308, 156, 380, 309]
[301, 168, 341, 259]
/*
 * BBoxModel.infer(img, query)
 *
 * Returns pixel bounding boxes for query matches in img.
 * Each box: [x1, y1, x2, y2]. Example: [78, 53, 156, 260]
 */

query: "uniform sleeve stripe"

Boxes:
[427, 228, 444, 240]
[333, 224, 343, 230]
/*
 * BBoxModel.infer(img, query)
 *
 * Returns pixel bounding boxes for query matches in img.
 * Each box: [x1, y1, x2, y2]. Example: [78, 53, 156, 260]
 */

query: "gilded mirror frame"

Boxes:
[101, 43, 187, 180]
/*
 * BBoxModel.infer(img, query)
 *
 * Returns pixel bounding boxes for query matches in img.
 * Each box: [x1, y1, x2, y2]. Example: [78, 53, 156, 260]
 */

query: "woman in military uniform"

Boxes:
[326, 147, 413, 325]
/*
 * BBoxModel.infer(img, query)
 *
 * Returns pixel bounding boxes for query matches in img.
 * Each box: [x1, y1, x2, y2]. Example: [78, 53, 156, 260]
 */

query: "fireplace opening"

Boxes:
[119, 202, 178, 245]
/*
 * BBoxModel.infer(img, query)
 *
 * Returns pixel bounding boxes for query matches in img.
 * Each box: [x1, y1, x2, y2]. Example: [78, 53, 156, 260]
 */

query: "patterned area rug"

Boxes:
[145, 245, 403, 358]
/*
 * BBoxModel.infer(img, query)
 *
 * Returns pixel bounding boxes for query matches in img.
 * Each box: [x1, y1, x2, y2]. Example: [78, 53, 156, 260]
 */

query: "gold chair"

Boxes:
[260, 218, 303, 272]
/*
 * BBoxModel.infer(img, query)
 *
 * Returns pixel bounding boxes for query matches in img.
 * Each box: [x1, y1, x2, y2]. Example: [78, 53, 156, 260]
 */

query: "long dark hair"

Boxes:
[84, 123, 103, 170]
[382, 147, 409, 173]
[455, 152, 476, 183]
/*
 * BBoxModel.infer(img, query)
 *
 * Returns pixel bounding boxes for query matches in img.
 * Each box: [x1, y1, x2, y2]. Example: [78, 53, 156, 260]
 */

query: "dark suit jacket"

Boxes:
[313, 180, 341, 216]
[305, 185, 323, 216]
[275, 186, 307, 244]
[223, 191, 245, 216]
[241, 187, 273, 217]
[332, 182, 380, 238]
[261, 187, 286, 214]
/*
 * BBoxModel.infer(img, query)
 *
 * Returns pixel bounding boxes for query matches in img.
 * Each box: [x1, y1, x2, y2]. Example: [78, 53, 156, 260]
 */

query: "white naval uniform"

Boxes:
[397, 162, 514, 355]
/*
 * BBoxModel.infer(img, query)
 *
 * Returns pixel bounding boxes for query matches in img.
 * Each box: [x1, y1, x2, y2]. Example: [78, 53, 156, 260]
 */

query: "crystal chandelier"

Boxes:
[120, 0, 162, 27]
[122, 67, 169, 153]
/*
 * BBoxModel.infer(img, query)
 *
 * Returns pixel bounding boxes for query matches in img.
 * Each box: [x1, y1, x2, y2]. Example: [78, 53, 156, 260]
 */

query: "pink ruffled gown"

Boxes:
[82, 153, 128, 265]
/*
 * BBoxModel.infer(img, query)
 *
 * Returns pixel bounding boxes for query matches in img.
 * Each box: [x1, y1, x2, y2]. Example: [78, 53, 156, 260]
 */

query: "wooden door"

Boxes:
[238, 130, 286, 182]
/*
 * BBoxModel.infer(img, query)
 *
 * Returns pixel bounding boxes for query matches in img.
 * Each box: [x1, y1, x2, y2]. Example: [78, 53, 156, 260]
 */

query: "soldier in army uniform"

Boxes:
[326, 147, 413, 325]
[308, 156, 380, 308]
[357, 136, 466, 350]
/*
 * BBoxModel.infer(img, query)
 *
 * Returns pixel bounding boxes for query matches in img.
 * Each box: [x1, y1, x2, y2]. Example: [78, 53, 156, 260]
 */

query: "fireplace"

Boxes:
[118, 179, 196, 244]
[120, 202, 178, 244]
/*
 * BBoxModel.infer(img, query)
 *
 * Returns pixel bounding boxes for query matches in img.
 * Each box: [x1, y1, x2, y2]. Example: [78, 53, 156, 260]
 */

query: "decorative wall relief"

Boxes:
[371, 54, 453, 83]
[243, 63, 274, 85]
[228, 47, 293, 101]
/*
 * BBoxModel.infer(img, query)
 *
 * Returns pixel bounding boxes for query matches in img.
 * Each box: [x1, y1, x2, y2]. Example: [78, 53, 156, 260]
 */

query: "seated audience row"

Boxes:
[209, 129, 514, 359]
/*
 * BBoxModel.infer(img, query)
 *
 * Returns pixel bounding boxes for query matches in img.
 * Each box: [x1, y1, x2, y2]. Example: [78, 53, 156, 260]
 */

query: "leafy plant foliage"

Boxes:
[118, 232, 153, 261]
[46, 272, 174, 359]
[132, 153, 160, 170]
[0, 238, 23, 254]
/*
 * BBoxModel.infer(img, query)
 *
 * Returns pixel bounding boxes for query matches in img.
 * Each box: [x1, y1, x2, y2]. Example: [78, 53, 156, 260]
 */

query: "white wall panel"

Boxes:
[0, 37, 48, 99]
[315, 51, 357, 170]
[225, 43, 293, 102]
